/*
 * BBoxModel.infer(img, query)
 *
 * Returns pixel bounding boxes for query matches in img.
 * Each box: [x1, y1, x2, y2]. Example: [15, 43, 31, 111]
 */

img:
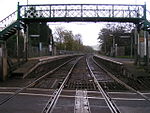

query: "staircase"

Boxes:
[0, 11, 24, 41]
[145, 10, 150, 32]
[0, 21, 21, 40]
[145, 19, 150, 32]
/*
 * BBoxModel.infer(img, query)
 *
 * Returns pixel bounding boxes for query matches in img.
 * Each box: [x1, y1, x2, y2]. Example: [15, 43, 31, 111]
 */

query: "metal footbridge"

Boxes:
[0, 3, 150, 40]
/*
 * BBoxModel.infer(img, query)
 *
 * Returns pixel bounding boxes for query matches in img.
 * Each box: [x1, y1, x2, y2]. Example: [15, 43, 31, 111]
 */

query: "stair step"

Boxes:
[0, 21, 24, 40]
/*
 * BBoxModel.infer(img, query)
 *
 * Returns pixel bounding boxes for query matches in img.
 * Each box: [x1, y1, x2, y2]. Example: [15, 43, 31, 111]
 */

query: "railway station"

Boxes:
[0, 1, 150, 113]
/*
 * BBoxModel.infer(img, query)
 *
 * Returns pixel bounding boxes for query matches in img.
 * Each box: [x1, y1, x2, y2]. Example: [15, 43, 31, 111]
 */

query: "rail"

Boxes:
[42, 56, 82, 113]
[93, 55, 123, 76]
[86, 57, 121, 113]
[0, 57, 75, 106]
[23, 55, 74, 78]
[92, 56, 150, 103]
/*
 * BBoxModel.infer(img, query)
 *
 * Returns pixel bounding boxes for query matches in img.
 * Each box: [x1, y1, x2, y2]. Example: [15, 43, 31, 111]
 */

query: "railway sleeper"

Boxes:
[65, 81, 97, 90]
[99, 81, 127, 91]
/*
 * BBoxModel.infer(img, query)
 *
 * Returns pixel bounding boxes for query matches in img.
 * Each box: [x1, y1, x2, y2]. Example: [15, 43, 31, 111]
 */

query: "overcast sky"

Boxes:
[0, 0, 149, 47]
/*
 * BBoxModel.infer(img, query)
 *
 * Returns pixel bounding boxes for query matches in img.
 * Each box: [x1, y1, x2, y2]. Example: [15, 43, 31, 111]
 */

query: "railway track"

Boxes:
[39, 55, 150, 113]
[0, 56, 79, 106]
[91, 56, 150, 101]
[0, 55, 150, 113]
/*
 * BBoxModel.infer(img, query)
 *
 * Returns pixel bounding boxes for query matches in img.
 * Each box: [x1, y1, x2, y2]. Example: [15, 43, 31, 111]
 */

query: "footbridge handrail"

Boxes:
[0, 11, 17, 31]
[0, 3, 149, 35]
[18, 4, 145, 23]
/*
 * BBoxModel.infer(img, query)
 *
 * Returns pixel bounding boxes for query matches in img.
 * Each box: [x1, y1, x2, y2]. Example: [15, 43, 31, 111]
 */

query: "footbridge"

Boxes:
[0, 3, 150, 40]
[19, 4, 144, 23]
[0, 3, 150, 80]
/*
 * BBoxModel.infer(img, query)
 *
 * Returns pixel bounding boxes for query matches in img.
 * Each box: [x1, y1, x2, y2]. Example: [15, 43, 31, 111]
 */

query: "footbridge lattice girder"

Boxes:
[0, 3, 150, 40]
[19, 4, 145, 23]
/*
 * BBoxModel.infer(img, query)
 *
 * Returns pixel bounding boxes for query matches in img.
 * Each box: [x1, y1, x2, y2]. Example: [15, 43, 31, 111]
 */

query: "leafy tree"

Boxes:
[83, 46, 94, 53]
[98, 23, 133, 55]
[28, 22, 51, 46]
[63, 30, 74, 51]
[54, 27, 65, 49]
[54, 27, 94, 53]
[74, 34, 83, 51]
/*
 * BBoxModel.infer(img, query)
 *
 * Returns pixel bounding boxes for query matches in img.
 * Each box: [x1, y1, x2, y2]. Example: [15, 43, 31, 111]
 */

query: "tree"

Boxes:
[54, 27, 94, 53]
[54, 27, 65, 50]
[83, 46, 94, 53]
[63, 30, 74, 50]
[74, 34, 83, 51]
[98, 23, 133, 55]
[28, 22, 52, 47]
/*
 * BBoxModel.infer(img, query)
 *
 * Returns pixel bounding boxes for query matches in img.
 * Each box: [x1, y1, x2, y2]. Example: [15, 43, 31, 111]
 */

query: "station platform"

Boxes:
[12, 54, 150, 79]
[96, 55, 150, 78]
[12, 55, 77, 78]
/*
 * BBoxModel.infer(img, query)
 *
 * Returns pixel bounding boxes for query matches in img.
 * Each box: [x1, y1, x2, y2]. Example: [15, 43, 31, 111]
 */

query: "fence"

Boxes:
[28, 46, 51, 57]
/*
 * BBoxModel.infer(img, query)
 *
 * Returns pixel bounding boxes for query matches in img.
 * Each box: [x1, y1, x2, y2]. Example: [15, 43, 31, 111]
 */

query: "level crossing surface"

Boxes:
[0, 89, 150, 113]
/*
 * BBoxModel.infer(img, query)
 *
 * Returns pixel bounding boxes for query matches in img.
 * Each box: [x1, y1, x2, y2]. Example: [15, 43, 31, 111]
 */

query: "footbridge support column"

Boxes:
[144, 31, 149, 66]
[0, 42, 8, 81]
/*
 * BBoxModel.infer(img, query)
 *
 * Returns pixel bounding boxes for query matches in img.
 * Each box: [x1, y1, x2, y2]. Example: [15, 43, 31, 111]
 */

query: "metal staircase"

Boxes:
[145, 10, 150, 32]
[0, 11, 23, 41]
[145, 19, 150, 32]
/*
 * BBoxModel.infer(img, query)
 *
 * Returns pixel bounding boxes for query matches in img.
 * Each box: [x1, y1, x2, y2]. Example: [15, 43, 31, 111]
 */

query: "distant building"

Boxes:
[28, 22, 54, 57]
[110, 33, 132, 57]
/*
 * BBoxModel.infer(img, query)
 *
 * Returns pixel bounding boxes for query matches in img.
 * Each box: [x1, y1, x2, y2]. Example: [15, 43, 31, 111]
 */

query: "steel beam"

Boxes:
[19, 4, 144, 23]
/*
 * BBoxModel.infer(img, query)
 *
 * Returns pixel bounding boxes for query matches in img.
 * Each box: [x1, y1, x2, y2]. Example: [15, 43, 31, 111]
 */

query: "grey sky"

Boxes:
[0, 0, 149, 47]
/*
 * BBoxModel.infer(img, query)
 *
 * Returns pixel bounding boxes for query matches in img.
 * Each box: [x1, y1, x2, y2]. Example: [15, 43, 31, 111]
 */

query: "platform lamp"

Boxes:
[27, 0, 28, 5]
[110, 34, 115, 57]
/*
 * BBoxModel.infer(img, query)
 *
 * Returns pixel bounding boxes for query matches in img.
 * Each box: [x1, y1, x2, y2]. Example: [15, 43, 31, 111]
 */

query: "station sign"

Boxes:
[30, 35, 40, 38]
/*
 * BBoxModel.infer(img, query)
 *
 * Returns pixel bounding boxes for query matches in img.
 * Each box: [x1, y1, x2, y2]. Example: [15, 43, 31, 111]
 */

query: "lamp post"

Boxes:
[110, 34, 115, 57]
[27, 0, 28, 5]
[115, 44, 117, 56]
